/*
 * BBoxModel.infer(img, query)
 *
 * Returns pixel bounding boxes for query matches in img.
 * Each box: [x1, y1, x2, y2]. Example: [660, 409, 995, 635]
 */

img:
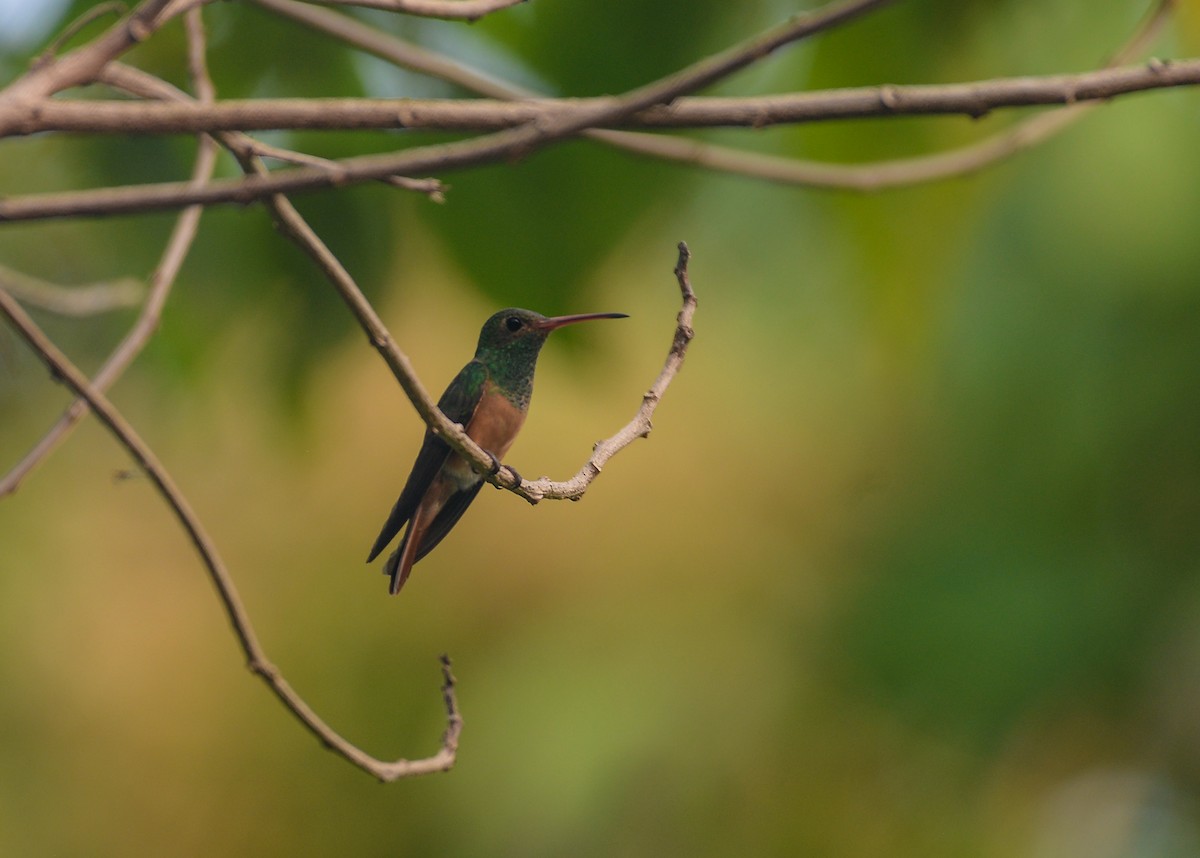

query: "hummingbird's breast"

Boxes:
[465, 385, 527, 459]
[442, 384, 527, 491]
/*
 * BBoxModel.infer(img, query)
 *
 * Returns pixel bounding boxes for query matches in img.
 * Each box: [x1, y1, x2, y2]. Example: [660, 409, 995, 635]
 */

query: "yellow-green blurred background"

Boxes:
[5, 1, 1200, 855]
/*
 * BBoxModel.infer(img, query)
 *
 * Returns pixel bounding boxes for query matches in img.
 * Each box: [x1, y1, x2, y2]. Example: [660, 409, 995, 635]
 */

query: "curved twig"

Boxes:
[516, 243, 697, 503]
[0, 10, 462, 784]
[0, 265, 143, 316]
[0, 285, 463, 781]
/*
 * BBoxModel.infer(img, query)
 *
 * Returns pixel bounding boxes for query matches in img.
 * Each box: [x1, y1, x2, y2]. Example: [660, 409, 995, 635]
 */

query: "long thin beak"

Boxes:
[535, 312, 628, 332]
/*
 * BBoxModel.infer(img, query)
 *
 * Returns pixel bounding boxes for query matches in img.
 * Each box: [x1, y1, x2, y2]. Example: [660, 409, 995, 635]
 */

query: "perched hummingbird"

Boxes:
[367, 308, 628, 595]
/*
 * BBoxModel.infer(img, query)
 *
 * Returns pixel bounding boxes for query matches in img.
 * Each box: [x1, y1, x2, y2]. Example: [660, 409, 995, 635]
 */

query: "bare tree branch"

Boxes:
[0, 284, 464, 781]
[0, 0, 176, 104]
[33, 2, 129, 66]
[0, 0, 892, 221]
[518, 242, 697, 503]
[296, 0, 526, 21]
[236, 137, 447, 200]
[0, 265, 144, 316]
[7, 0, 1148, 787]
[0, 11, 465, 781]
[223, 112, 693, 505]
[2, 0, 1170, 204]
[625, 0, 1176, 191]
[253, 0, 519, 96]
[251, 0, 1176, 192]
[0, 20, 220, 497]
[0, 0, 1182, 144]
[92, 59, 690, 527]
[11, 49, 1196, 138]
[0, 142, 215, 495]
[161, 0, 220, 20]
[3, 52, 1196, 220]
[90, 62, 472, 480]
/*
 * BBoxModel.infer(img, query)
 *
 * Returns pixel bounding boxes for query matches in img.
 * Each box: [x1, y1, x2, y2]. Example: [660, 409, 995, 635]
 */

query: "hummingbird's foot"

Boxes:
[485, 450, 502, 475]
[485, 451, 521, 487]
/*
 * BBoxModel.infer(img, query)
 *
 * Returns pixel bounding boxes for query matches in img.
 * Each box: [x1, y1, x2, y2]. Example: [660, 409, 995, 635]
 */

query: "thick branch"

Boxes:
[10, 55, 1197, 137]
[0, 0, 890, 221]
[251, 0, 1174, 192]
[615, 0, 1176, 191]
[3, 53, 1196, 221]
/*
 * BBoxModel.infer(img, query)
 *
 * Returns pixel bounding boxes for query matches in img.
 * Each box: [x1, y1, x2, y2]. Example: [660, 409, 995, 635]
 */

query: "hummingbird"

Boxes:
[367, 307, 628, 595]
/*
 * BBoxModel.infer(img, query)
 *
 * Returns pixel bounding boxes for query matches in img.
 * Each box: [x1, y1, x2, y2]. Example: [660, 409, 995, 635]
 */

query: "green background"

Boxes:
[4, 0, 1200, 855]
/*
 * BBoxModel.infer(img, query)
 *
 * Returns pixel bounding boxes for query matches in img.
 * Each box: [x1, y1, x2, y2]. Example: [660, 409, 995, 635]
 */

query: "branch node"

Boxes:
[127, 17, 153, 43]
[878, 84, 900, 111]
[521, 481, 544, 505]
[248, 658, 279, 681]
[368, 330, 390, 351]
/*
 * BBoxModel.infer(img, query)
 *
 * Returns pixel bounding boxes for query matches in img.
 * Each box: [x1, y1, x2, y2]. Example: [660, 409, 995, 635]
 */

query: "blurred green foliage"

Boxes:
[4, 1, 1200, 856]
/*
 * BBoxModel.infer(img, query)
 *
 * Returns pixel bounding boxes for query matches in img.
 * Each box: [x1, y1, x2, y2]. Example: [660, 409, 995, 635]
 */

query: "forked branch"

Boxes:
[248, 0, 1174, 192]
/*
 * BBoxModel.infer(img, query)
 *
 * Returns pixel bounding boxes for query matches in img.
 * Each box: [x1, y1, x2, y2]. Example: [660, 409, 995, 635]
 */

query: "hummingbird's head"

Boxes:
[474, 308, 627, 408]
[476, 308, 628, 358]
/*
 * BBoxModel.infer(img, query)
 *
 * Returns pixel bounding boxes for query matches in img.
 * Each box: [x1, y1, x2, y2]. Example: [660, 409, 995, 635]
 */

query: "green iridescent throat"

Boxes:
[475, 328, 548, 412]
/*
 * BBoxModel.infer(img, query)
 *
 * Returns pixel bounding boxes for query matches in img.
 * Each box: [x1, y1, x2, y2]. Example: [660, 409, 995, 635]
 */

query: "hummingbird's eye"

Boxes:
[505, 316, 523, 332]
